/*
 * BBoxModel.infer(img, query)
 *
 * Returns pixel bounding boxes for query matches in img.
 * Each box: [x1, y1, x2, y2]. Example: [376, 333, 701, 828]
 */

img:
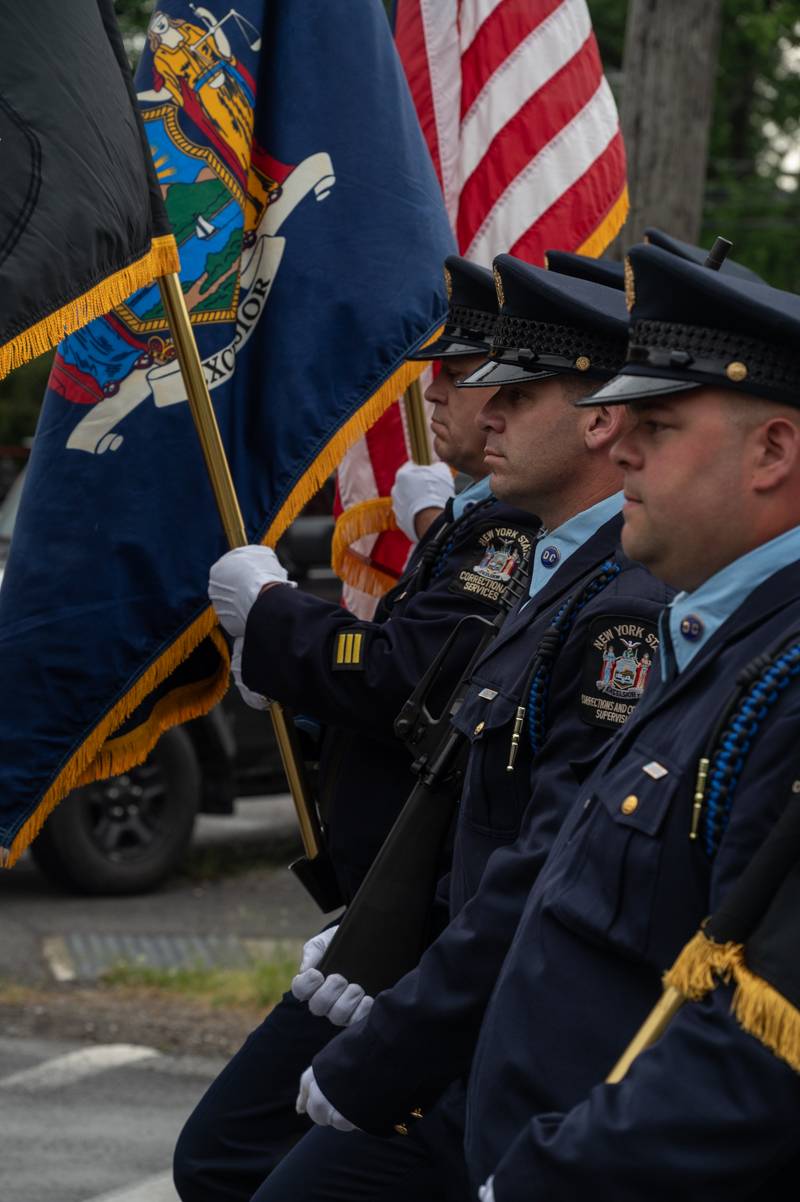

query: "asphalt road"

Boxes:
[0, 1034, 221, 1202]
[0, 795, 328, 1202]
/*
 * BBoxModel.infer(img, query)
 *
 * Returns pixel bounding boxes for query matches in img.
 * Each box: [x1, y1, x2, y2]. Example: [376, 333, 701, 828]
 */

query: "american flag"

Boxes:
[335, 0, 628, 615]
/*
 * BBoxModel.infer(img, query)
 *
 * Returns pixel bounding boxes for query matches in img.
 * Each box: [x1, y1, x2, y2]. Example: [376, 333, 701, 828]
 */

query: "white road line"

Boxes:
[81, 1170, 178, 1202]
[42, 934, 77, 981]
[0, 1044, 160, 1091]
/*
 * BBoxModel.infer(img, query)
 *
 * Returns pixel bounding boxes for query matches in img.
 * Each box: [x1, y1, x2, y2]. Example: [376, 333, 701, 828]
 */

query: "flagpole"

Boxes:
[157, 272, 325, 862]
[403, 378, 432, 464]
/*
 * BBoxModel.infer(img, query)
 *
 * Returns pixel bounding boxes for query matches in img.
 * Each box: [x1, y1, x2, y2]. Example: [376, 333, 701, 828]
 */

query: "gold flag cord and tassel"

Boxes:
[607, 924, 800, 1084]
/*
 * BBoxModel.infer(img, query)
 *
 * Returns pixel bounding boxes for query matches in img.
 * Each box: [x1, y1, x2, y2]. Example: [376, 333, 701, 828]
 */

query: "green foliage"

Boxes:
[589, 0, 800, 290]
[705, 0, 800, 291]
[101, 948, 299, 1010]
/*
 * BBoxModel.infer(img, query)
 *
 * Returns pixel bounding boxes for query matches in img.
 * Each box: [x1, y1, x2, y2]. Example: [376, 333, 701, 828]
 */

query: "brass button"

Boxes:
[575, 355, 591, 372]
[726, 360, 748, 382]
[621, 794, 639, 815]
[474, 721, 485, 736]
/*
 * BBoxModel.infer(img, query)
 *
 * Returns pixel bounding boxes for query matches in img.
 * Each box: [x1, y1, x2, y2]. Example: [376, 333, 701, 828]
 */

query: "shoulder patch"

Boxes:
[332, 628, 367, 671]
[449, 525, 533, 606]
[579, 615, 659, 729]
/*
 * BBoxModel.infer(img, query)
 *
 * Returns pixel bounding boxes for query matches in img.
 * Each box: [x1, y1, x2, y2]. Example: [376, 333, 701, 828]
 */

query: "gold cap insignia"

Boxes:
[726, 361, 748, 382]
[623, 256, 635, 313]
[493, 267, 505, 308]
[443, 266, 452, 301]
[575, 356, 591, 372]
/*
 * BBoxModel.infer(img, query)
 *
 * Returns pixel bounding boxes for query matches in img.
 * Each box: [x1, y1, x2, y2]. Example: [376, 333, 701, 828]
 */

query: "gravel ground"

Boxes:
[0, 985, 265, 1058]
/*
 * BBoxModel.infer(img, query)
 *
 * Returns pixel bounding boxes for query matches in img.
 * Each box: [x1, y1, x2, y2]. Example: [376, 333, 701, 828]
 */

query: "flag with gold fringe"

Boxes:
[0, 0, 180, 380]
[0, 0, 454, 867]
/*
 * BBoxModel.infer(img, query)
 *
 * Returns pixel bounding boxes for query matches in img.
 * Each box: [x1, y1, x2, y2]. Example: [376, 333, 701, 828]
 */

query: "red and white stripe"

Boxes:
[396, 0, 627, 265]
[336, 0, 626, 616]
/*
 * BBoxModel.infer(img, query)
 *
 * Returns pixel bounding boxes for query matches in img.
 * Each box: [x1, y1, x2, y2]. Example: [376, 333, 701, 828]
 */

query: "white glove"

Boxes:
[478, 1177, 495, 1202]
[391, 462, 454, 541]
[208, 545, 295, 638]
[296, 1066, 358, 1132]
[292, 926, 374, 1027]
[230, 637, 269, 710]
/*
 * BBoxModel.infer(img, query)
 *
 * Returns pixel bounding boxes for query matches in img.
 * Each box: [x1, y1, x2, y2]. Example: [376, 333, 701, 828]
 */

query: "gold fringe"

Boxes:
[663, 928, 744, 1001]
[0, 235, 180, 382]
[264, 332, 442, 547]
[576, 186, 630, 260]
[331, 496, 401, 597]
[1, 325, 442, 865]
[732, 957, 800, 1074]
[337, 546, 401, 598]
[1, 613, 228, 869]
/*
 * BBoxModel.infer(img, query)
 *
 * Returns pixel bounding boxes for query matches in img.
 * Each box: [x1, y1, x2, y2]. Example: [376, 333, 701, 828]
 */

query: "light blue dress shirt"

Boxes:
[529, 491, 625, 600]
[662, 522, 800, 676]
[452, 475, 493, 520]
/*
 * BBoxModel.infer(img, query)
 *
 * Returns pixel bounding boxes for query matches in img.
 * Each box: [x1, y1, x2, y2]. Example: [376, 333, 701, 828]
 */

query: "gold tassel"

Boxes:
[332, 497, 401, 596]
[732, 959, 800, 1075]
[576, 187, 630, 260]
[0, 235, 180, 382]
[2, 613, 228, 869]
[336, 546, 401, 598]
[663, 928, 744, 1000]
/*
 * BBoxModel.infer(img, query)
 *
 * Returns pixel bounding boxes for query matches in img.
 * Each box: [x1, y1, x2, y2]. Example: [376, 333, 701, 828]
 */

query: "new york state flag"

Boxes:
[0, 0, 454, 866]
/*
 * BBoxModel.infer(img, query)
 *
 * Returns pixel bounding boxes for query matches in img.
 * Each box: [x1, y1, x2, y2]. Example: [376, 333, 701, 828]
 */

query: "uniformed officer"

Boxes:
[304, 243, 800, 1202]
[244, 256, 671, 1201]
[173, 256, 540, 1202]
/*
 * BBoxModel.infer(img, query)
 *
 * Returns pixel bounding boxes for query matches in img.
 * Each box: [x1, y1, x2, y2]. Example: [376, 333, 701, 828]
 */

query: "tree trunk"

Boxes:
[612, 0, 722, 253]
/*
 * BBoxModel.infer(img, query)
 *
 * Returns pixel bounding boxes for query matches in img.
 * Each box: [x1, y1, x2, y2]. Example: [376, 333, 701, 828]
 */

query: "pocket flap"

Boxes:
[451, 679, 521, 744]
[598, 748, 683, 837]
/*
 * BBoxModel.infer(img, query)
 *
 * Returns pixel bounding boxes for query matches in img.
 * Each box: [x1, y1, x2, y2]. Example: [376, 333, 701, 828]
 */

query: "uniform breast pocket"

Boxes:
[453, 682, 529, 835]
[545, 748, 684, 962]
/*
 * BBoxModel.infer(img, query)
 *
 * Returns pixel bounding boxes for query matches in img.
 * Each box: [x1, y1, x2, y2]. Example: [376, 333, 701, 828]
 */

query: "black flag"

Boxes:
[0, 0, 179, 379]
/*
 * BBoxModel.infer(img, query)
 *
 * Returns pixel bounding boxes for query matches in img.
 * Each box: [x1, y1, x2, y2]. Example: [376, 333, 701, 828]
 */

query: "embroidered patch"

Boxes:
[332, 629, 367, 670]
[449, 525, 533, 606]
[579, 615, 659, 729]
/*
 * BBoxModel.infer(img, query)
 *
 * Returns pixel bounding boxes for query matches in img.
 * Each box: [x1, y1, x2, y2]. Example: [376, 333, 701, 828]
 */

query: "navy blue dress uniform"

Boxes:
[308, 247, 800, 1202]
[174, 256, 541, 1202]
[246, 259, 672, 1202]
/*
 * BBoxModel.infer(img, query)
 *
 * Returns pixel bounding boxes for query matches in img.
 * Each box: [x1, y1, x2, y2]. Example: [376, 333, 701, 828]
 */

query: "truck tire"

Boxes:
[30, 726, 200, 896]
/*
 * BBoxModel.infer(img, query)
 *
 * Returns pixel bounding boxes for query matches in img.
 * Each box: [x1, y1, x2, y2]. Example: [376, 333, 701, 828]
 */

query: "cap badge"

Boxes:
[725, 360, 748, 382]
[493, 267, 505, 308]
[623, 256, 635, 313]
[575, 355, 591, 372]
[443, 265, 452, 301]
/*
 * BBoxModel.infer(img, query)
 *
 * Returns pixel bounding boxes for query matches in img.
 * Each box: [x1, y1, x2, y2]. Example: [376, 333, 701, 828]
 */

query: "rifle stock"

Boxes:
[319, 559, 530, 994]
[317, 755, 463, 995]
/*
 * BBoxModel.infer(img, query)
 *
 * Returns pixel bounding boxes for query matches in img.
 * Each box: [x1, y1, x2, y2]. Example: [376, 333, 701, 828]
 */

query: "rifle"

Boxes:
[318, 559, 530, 996]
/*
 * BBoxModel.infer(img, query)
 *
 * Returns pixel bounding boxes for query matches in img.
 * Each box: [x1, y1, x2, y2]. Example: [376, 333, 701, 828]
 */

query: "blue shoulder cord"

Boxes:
[505, 558, 622, 771]
[692, 636, 800, 858]
[429, 495, 495, 580]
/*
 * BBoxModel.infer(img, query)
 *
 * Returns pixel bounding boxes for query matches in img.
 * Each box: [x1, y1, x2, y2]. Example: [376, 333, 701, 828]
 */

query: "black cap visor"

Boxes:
[575, 371, 701, 406]
[457, 358, 560, 388]
[405, 335, 491, 361]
